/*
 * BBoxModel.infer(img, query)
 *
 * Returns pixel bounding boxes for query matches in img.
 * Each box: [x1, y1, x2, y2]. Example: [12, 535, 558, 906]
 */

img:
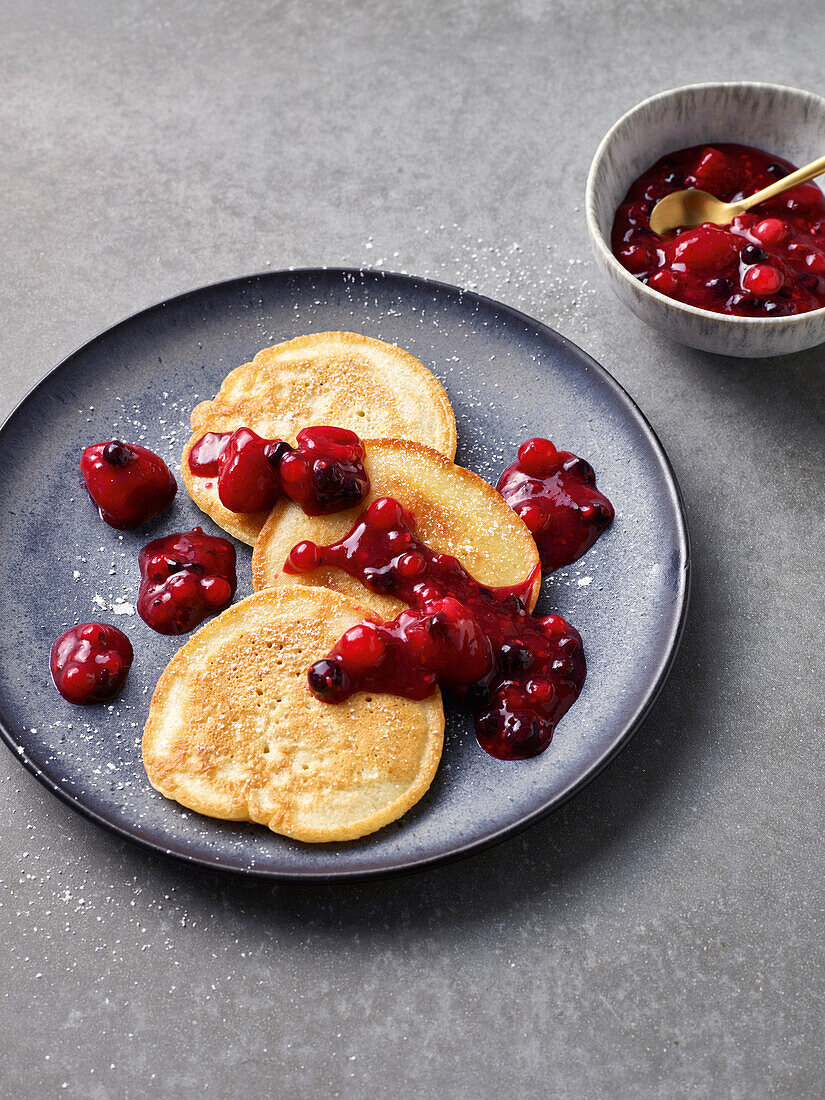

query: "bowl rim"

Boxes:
[585, 79, 825, 329]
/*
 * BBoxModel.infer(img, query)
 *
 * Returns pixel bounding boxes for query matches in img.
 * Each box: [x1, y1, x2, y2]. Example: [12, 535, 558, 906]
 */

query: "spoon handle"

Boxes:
[740, 153, 825, 211]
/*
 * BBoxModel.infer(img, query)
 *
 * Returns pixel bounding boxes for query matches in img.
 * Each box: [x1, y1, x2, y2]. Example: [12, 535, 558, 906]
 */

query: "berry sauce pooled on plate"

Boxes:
[137, 527, 237, 636]
[50, 623, 134, 705]
[612, 143, 825, 316]
[81, 441, 177, 529]
[497, 438, 614, 573]
[189, 425, 369, 516]
[286, 495, 595, 761]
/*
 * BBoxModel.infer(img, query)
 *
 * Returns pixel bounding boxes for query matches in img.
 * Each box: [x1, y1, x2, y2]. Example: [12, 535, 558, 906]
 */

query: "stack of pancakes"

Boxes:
[144, 333, 540, 841]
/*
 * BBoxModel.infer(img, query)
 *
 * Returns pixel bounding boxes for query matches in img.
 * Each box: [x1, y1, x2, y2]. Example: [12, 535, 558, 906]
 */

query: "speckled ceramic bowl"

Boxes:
[586, 82, 825, 357]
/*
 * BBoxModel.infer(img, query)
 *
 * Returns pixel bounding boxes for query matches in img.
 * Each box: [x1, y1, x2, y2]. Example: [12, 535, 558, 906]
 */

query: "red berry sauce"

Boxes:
[189, 426, 370, 516]
[612, 143, 825, 316]
[81, 441, 177, 529]
[286, 497, 585, 760]
[188, 431, 230, 478]
[137, 527, 237, 635]
[497, 438, 614, 573]
[50, 622, 134, 705]
[279, 427, 370, 516]
[216, 428, 289, 513]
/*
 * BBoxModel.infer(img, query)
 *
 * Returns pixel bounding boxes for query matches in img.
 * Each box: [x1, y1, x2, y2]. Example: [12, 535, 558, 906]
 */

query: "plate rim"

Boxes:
[0, 266, 691, 882]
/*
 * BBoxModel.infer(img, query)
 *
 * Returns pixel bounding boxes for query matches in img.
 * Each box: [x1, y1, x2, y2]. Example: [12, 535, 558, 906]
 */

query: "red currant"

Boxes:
[516, 438, 561, 478]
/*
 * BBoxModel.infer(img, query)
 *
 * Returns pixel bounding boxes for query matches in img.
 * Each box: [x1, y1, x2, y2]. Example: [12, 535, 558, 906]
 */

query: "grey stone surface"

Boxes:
[1, 0, 823, 1096]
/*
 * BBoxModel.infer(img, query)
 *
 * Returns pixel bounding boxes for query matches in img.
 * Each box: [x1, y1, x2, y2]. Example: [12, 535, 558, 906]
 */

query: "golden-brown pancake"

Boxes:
[182, 332, 457, 545]
[142, 586, 444, 843]
[251, 438, 541, 618]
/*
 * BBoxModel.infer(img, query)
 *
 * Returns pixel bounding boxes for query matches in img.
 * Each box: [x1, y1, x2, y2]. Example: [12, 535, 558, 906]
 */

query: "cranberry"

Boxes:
[405, 597, 492, 682]
[516, 438, 562, 478]
[137, 527, 236, 635]
[783, 182, 824, 211]
[518, 503, 546, 534]
[189, 425, 369, 517]
[743, 264, 784, 296]
[337, 623, 387, 670]
[498, 444, 614, 573]
[50, 623, 133, 705]
[753, 218, 788, 246]
[217, 427, 283, 513]
[611, 143, 825, 316]
[81, 441, 177, 529]
[397, 551, 426, 578]
[648, 269, 680, 297]
[367, 497, 407, 532]
[288, 540, 322, 572]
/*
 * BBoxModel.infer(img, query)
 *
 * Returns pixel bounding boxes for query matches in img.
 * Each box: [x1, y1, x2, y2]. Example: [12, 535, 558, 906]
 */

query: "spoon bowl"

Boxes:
[648, 188, 731, 235]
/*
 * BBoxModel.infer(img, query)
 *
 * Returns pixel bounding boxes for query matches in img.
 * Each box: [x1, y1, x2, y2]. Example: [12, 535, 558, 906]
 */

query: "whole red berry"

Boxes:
[367, 497, 407, 533]
[648, 269, 681, 297]
[743, 264, 784, 296]
[288, 540, 322, 573]
[752, 218, 788, 246]
[337, 624, 387, 670]
[517, 438, 561, 478]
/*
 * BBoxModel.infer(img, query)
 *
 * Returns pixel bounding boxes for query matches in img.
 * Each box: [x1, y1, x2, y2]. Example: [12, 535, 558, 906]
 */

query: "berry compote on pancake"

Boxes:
[288, 498, 587, 760]
[189, 425, 369, 516]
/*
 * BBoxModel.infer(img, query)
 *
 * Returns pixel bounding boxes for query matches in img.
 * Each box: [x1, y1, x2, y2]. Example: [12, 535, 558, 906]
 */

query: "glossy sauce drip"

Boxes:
[612, 143, 825, 316]
[497, 438, 614, 573]
[286, 497, 586, 760]
[137, 527, 237, 635]
[188, 431, 230, 477]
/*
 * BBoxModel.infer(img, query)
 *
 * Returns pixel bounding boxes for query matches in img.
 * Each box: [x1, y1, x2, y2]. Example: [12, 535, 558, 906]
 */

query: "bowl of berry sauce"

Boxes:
[586, 82, 825, 357]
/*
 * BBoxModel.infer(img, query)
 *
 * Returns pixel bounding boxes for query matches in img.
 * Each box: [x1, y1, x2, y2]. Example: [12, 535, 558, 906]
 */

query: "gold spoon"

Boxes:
[648, 152, 825, 236]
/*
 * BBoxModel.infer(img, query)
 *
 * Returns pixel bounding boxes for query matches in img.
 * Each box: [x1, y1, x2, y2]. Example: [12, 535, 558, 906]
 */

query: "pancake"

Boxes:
[142, 586, 444, 843]
[251, 438, 541, 618]
[182, 332, 457, 545]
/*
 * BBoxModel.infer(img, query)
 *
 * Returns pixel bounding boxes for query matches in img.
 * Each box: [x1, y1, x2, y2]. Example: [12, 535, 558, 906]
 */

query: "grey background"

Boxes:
[1, 0, 823, 1097]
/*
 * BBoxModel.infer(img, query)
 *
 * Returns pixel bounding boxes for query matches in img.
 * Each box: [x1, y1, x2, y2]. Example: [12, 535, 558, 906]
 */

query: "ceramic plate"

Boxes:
[0, 268, 689, 880]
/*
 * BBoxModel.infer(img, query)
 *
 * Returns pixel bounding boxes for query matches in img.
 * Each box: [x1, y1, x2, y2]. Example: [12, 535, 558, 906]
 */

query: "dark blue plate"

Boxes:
[0, 269, 689, 880]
